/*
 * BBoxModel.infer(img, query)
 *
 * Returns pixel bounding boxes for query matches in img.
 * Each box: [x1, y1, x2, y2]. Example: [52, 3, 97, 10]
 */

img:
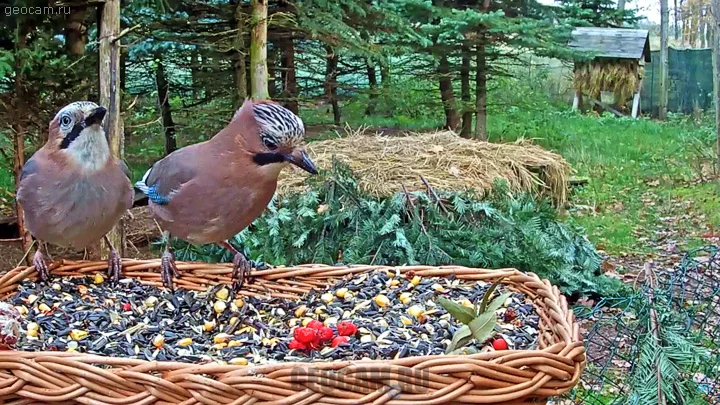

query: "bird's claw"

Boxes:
[231, 253, 253, 292]
[161, 251, 181, 291]
[33, 250, 49, 283]
[108, 249, 123, 284]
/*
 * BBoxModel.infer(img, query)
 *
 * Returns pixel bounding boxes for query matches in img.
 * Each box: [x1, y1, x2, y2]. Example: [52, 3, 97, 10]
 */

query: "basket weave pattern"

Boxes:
[0, 260, 586, 404]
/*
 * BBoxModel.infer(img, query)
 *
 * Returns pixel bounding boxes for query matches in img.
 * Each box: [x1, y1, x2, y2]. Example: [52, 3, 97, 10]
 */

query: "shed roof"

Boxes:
[568, 27, 651, 62]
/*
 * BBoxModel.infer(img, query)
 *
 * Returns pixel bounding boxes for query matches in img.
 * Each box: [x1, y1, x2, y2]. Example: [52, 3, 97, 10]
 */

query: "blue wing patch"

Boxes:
[147, 184, 171, 205]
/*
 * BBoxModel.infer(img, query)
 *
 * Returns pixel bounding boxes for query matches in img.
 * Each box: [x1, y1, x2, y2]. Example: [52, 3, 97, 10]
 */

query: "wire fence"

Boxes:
[557, 246, 720, 404]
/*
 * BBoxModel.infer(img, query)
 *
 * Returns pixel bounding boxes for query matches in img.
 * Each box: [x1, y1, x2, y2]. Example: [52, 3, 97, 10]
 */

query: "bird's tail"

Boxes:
[134, 167, 152, 195]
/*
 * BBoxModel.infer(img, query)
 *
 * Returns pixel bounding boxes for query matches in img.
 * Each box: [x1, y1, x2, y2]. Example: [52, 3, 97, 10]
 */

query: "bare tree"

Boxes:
[660, 0, 670, 120]
[712, 0, 720, 169]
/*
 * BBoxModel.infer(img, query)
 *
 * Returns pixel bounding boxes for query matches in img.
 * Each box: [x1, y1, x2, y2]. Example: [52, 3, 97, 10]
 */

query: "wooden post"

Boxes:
[98, 0, 125, 258]
[250, 0, 269, 100]
[572, 90, 581, 112]
[631, 90, 641, 118]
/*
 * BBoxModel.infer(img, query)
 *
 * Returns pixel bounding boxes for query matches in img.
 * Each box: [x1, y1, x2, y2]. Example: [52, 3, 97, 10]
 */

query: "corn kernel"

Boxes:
[399, 292, 412, 305]
[145, 296, 158, 307]
[314, 307, 325, 315]
[70, 330, 88, 340]
[374, 295, 389, 307]
[78, 285, 88, 295]
[400, 316, 413, 325]
[214, 333, 231, 344]
[27, 322, 39, 332]
[93, 274, 104, 284]
[390, 280, 400, 287]
[431, 283, 444, 292]
[228, 340, 242, 348]
[321, 293, 334, 303]
[15, 305, 27, 316]
[51, 283, 62, 291]
[233, 298, 245, 309]
[214, 301, 226, 314]
[212, 343, 227, 350]
[229, 357, 248, 365]
[27, 329, 39, 338]
[262, 337, 279, 347]
[229, 317, 239, 326]
[408, 305, 424, 318]
[203, 321, 216, 332]
[295, 305, 307, 317]
[344, 292, 354, 301]
[410, 276, 421, 286]
[26, 294, 38, 304]
[153, 334, 165, 348]
[215, 287, 229, 300]
[38, 303, 51, 313]
[302, 318, 313, 327]
[460, 299, 473, 308]
[336, 288, 348, 298]
[176, 338, 193, 347]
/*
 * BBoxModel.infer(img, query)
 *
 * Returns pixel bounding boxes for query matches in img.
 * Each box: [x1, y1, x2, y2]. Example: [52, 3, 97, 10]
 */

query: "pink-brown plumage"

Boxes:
[16, 101, 132, 282]
[137, 99, 317, 290]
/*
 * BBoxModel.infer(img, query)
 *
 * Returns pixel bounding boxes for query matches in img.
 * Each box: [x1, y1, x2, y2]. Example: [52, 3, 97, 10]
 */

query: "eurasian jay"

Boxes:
[16, 101, 134, 283]
[135, 99, 317, 291]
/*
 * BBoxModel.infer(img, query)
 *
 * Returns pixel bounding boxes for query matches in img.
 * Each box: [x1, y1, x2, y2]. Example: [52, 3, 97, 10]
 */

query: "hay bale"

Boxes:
[574, 60, 641, 105]
[278, 130, 572, 206]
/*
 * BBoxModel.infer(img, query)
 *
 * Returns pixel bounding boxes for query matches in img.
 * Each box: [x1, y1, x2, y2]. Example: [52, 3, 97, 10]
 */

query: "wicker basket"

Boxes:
[0, 259, 586, 404]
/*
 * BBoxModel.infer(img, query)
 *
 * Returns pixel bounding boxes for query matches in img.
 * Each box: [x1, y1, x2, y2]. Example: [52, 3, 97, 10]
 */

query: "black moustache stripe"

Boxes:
[253, 152, 286, 166]
[59, 124, 84, 149]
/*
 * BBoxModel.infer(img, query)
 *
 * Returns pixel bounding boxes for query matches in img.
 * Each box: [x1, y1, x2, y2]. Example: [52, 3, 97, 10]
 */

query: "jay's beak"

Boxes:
[85, 106, 107, 127]
[286, 149, 318, 175]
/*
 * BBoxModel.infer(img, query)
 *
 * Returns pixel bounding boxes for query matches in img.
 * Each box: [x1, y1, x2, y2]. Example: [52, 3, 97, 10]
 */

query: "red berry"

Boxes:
[309, 335, 322, 350]
[337, 321, 357, 336]
[307, 320, 324, 330]
[122, 303, 131, 311]
[293, 327, 317, 344]
[492, 338, 508, 350]
[318, 327, 334, 341]
[288, 339, 307, 350]
[331, 336, 349, 347]
[503, 308, 517, 322]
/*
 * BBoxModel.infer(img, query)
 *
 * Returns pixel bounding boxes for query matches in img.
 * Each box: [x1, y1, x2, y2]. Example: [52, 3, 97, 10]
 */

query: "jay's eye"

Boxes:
[60, 115, 72, 128]
[263, 138, 278, 150]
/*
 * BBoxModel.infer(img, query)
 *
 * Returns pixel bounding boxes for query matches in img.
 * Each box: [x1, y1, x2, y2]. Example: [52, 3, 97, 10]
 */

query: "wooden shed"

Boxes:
[568, 27, 651, 118]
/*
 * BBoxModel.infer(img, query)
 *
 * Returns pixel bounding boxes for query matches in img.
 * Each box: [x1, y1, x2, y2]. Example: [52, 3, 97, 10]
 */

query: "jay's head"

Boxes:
[49, 101, 108, 154]
[237, 99, 318, 175]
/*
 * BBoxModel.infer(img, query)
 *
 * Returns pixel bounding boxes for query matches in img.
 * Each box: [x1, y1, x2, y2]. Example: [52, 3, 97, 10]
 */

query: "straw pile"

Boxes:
[278, 130, 572, 205]
[574, 59, 642, 105]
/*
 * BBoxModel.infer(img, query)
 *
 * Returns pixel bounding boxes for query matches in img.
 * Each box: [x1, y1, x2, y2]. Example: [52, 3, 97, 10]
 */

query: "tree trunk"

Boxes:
[232, 1, 247, 109]
[365, 59, 378, 116]
[250, 0, 269, 99]
[460, 45, 472, 138]
[12, 24, 32, 265]
[279, 35, 298, 114]
[475, 40, 488, 141]
[380, 62, 390, 88]
[155, 56, 177, 155]
[713, 0, 720, 170]
[325, 45, 341, 125]
[65, 6, 86, 55]
[98, 0, 125, 258]
[438, 55, 460, 131]
[660, 0, 670, 120]
[674, 0, 680, 40]
[702, 7, 709, 48]
[268, 41, 278, 98]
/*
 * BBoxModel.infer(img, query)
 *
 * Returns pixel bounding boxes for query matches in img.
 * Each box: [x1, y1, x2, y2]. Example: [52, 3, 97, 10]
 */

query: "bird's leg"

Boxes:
[160, 231, 181, 291]
[33, 242, 50, 283]
[219, 241, 252, 292]
[103, 235, 123, 284]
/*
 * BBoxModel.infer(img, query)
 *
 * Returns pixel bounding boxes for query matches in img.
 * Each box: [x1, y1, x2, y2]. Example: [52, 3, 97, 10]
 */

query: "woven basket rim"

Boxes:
[0, 259, 587, 404]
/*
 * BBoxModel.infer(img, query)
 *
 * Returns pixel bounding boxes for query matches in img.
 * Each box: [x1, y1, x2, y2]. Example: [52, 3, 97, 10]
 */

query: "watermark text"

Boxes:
[4, 6, 70, 16]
